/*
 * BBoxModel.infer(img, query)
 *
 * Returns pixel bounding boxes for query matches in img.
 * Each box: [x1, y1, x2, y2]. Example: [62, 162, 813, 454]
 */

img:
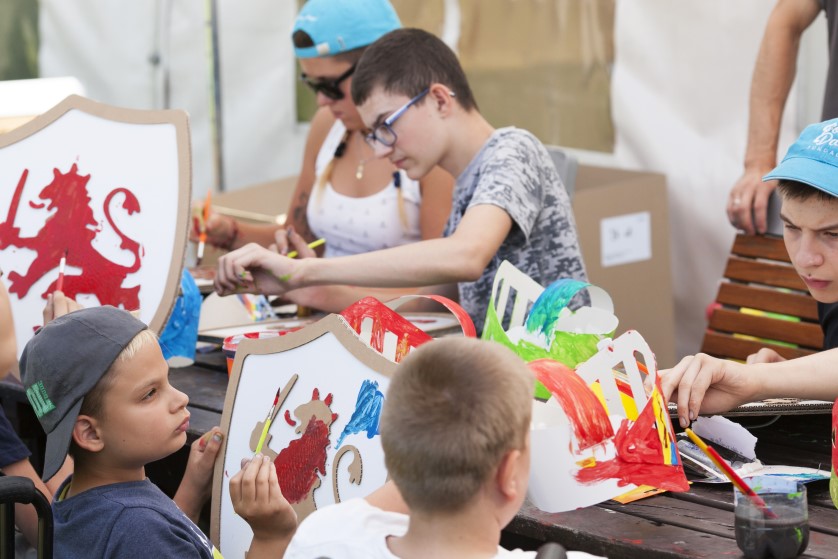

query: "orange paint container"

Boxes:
[222, 331, 286, 376]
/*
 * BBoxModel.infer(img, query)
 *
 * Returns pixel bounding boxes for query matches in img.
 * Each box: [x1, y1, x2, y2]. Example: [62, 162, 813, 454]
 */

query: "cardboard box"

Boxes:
[573, 164, 676, 368]
[212, 175, 297, 223]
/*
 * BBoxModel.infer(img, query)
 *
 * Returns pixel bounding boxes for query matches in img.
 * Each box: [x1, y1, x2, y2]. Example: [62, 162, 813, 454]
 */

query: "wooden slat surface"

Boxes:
[731, 233, 791, 262]
[701, 330, 817, 360]
[702, 234, 821, 361]
[716, 282, 818, 320]
[510, 501, 732, 559]
[724, 257, 807, 291]
[708, 308, 824, 349]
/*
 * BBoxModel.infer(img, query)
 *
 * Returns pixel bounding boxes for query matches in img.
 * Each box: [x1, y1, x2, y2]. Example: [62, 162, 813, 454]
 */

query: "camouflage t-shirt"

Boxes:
[443, 127, 587, 333]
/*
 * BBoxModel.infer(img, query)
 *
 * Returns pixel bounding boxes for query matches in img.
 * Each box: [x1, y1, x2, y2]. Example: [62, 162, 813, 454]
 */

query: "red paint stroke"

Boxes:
[284, 409, 295, 426]
[0, 164, 143, 308]
[274, 417, 330, 504]
[419, 294, 476, 337]
[530, 359, 614, 451]
[272, 388, 340, 507]
[575, 392, 689, 492]
[339, 296, 476, 362]
[340, 297, 433, 362]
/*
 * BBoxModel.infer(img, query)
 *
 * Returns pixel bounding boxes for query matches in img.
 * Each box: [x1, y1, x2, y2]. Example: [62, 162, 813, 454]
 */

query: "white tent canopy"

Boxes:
[37, 0, 829, 357]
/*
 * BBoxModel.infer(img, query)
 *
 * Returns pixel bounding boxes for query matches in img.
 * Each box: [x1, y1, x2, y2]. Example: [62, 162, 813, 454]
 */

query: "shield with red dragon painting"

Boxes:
[0, 95, 190, 355]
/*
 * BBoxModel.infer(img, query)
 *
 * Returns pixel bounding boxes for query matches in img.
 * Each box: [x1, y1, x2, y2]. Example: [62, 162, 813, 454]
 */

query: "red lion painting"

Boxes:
[0, 163, 143, 309]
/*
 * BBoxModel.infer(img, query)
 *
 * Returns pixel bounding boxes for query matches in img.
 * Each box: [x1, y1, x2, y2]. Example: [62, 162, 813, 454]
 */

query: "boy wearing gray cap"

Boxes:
[21, 306, 295, 558]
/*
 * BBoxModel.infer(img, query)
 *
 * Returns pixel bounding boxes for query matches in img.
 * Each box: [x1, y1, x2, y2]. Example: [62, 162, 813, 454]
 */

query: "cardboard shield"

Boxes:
[0, 95, 190, 355]
[212, 313, 398, 558]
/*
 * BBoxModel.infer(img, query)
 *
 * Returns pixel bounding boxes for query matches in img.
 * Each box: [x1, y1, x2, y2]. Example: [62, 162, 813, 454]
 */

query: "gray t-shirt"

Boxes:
[443, 127, 587, 332]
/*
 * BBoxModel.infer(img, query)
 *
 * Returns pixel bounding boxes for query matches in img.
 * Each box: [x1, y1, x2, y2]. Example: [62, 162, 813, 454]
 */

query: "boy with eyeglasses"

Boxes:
[215, 28, 587, 333]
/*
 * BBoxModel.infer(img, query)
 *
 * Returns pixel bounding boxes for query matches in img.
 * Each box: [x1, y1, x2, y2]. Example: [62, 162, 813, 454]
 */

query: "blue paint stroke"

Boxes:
[525, 278, 589, 338]
[336, 380, 385, 448]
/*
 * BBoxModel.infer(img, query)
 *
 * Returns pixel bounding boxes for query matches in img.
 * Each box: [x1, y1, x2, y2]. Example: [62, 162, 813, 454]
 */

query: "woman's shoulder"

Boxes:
[306, 108, 340, 154]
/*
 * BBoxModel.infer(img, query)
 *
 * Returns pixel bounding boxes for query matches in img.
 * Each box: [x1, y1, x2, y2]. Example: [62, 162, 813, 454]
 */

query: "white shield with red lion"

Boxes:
[0, 95, 191, 356]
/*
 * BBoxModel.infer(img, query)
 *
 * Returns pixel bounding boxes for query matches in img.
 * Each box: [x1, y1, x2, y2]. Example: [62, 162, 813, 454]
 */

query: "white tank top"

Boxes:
[306, 121, 422, 258]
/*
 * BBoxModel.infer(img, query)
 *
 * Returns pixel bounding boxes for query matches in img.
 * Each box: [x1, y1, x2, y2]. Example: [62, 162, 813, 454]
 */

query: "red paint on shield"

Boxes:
[0, 164, 142, 309]
[530, 358, 614, 451]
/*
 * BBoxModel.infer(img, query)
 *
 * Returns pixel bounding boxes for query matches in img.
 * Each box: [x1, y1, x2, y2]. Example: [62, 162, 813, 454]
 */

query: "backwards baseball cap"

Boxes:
[763, 118, 838, 197]
[20, 306, 147, 481]
[292, 0, 401, 59]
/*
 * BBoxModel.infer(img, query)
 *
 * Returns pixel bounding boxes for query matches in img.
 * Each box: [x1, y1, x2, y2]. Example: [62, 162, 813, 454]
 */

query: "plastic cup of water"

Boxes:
[734, 476, 809, 559]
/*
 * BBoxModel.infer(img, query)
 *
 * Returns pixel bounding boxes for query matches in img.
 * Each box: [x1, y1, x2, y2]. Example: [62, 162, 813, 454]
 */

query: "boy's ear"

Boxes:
[73, 414, 104, 453]
[428, 83, 457, 117]
[495, 448, 525, 502]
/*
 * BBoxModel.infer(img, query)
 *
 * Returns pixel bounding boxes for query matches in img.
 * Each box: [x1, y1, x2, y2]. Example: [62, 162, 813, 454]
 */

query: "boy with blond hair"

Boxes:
[20, 306, 295, 558]
[285, 337, 600, 558]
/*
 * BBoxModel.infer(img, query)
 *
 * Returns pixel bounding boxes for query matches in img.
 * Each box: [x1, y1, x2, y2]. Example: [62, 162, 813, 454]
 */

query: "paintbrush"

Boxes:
[685, 428, 778, 519]
[56, 249, 68, 292]
[249, 374, 298, 453]
[254, 385, 284, 454]
[196, 191, 211, 266]
[286, 237, 326, 259]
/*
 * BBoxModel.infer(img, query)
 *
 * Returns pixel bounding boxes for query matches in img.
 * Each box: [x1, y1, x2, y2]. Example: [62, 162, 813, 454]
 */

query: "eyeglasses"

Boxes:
[300, 64, 356, 101]
[365, 89, 430, 148]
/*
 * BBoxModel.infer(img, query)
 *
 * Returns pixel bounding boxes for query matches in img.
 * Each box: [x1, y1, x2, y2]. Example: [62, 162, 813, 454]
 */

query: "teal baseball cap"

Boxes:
[292, 0, 401, 59]
[763, 118, 838, 197]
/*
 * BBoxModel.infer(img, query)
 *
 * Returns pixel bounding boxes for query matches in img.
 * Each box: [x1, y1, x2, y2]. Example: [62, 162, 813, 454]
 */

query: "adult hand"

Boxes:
[42, 291, 82, 324]
[173, 427, 224, 523]
[230, 454, 297, 549]
[746, 347, 786, 365]
[269, 226, 318, 259]
[659, 353, 756, 428]
[214, 243, 297, 296]
[727, 170, 778, 235]
[190, 208, 240, 250]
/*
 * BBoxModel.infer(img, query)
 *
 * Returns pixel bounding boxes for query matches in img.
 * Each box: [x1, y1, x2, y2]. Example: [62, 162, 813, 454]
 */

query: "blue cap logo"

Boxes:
[764, 118, 838, 198]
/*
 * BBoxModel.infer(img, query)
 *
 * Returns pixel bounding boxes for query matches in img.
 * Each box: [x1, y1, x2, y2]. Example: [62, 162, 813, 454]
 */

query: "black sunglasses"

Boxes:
[300, 64, 356, 101]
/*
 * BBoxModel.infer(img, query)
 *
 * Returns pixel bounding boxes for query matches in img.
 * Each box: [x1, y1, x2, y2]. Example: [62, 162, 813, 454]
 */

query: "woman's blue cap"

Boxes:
[763, 118, 838, 198]
[292, 0, 401, 59]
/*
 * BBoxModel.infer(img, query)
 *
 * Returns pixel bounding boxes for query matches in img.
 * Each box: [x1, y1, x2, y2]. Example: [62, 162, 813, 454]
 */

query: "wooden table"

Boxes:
[3, 354, 837, 558]
[505, 413, 838, 558]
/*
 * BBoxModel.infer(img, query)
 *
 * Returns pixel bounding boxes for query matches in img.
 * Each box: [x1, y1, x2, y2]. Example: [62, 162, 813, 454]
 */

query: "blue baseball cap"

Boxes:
[763, 118, 838, 197]
[292, 0, 401, 59]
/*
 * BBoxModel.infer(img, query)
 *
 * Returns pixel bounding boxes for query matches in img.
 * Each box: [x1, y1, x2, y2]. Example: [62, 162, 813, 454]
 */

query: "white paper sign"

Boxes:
[600, 211, 652, 267]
